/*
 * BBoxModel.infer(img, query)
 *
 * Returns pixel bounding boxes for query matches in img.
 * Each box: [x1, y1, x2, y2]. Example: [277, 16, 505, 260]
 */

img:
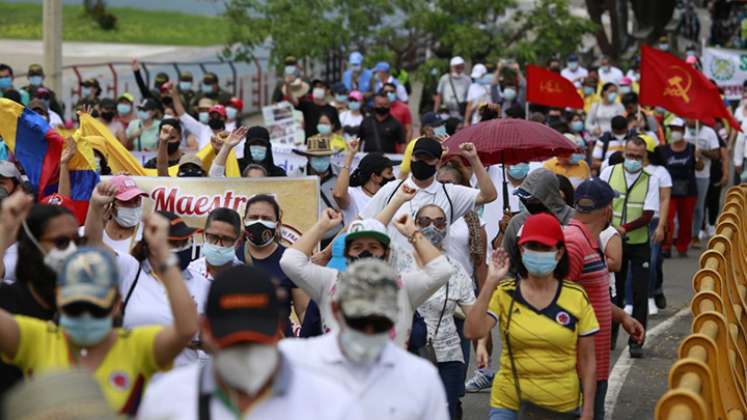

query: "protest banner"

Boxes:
[104, 176, 320, 245]
[262, 101, 305, 145]
[702, 47, 747, 100]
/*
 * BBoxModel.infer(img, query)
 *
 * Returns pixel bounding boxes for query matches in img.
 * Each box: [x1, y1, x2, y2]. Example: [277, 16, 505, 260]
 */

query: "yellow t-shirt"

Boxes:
[543, 158, 591, 188]
[4, 316, 165, 415]
[487, 279, 599, 412]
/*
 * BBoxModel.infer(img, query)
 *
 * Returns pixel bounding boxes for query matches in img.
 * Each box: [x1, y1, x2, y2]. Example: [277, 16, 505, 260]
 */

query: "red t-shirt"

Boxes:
[390, 101, 412, 128]
[563, 219, 612, 381]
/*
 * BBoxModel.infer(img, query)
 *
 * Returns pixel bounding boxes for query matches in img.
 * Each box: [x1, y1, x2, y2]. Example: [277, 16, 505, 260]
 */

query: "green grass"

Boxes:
[0, 2, 229, 46]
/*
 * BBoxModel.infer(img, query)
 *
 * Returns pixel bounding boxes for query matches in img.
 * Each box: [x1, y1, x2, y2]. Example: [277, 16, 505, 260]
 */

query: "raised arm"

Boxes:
[392, 213, 440, 265]
[290, 208, 343, 257]
[460, 142, 497, 205]
[57, 136, 75, 198]
[375, 183, 415, 227]
[332, 138, 359, 210]
[208, 126, 248, 178]
[146, 213, 199, 368]
[156, 125, 173, 177]
[131, 59, 152, 99]
[464, 248, 509, 340]
[168, 84, 186, 117]
[83, 181, 118, 251]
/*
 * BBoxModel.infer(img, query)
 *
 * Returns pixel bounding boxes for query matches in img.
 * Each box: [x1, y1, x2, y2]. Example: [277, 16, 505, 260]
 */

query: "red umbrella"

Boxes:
[443, 118, 579, 212]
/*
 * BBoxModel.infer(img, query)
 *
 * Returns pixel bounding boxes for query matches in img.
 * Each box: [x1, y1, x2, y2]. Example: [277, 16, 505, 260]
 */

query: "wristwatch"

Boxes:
[158, 253, 179, 273]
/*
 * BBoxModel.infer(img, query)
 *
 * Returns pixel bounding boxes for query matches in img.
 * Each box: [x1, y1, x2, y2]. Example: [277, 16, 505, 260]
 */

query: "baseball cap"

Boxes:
[345, 219, 391, 249]
[349, 52, 364, 66]
[471, 64, 487, 79]
[179, 71, 193, 81]
[137, 98, 159, 111]
[567, 53, 579, 62]
[450, 56, 465, 66]
[348, 90, 363, 102]
[203, 72, 219, 84]
[41, 193, 76, 213]
[110, 174, 146, 202]
[0, 161, 22, 182]
[197, 97, 214, 109]
[208, 104, 227, 119]
[667, 117, 685, 128]
[158, 210, 200, 240]
[639, 134, 657, 153]
[421, 111, 445, 128]
[574, 178, 619, 212]
[336, 258, 399, 322]
[228, 97, 244, 112]
[178, 153, 204, 170]
[206, 265, 281, 348]
[28, 64, 44, 76]
[117, 93, 134, 103]
[620, 77, 632, 86]
[412, 137, 444, 159]
[374, 62, 390, 73]
[154, 72, 169, 84]
[518, 213, 564, 247]
[57, 248, 118, 308]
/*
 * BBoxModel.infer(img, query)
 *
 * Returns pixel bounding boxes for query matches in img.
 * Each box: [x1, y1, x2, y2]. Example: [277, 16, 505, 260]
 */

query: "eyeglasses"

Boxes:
[62, 302, 112, 318]
[415, 216, 447, 230]
[204, 232, 238, 246]
[344, 315, 393, 334]
[41, 234, 84, 250]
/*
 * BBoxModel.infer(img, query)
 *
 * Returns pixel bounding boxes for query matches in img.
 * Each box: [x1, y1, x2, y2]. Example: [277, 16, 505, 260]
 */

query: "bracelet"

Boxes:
[408, 231, 423, 244]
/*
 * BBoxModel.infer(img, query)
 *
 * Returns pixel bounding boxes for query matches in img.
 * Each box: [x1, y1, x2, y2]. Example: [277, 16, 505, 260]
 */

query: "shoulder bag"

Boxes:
[419, 280, 449, 365]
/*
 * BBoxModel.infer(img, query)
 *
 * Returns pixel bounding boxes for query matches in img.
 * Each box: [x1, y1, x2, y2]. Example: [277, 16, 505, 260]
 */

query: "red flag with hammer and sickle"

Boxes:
[640, 45, 740, 130]
[526, 65, 584, 109]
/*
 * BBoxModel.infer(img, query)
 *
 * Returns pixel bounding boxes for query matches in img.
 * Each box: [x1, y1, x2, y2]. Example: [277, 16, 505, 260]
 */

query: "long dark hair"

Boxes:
[16, 204, 75, 308]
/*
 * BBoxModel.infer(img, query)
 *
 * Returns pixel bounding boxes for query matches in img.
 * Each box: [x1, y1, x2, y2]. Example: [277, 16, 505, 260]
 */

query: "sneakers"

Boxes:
[707, 224, 716, 237]
[629, 343, 644, 358]
[654, 294, 667, 309]
[648, 298, 658, 315]
[623, 305, 633, 315]
[465, 369, 493, 393]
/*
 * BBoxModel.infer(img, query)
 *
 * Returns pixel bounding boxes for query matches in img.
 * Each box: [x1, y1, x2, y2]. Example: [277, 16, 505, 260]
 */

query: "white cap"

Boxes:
[470, 64, 487, 79]
[667, 117, 685, 128]
[450, 56, 465, 67]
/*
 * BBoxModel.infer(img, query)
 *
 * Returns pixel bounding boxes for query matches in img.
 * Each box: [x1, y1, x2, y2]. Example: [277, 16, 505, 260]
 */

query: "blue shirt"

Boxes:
[342, 68, 373, 93]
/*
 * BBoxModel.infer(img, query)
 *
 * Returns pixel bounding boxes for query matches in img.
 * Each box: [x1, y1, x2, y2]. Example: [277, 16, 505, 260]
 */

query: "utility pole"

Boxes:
[43, 0, 63, 95]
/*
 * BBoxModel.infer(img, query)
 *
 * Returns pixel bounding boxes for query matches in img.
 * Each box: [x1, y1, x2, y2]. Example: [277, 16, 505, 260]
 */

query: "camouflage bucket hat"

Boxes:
[336, 259, 399, 323]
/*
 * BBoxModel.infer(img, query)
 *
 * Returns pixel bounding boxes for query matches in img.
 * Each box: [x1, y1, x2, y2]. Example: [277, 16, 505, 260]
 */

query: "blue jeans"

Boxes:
[438, 361, 466, 420]
[488, 408, 517, 420]
[594, 380, 608, 420]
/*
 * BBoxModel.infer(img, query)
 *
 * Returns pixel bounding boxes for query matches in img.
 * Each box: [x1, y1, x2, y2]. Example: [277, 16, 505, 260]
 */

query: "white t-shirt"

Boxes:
[341, 186, 372, 227]
[598, 66, 625, 85]
[340, 110, 364, 140]
[561, 66, 589, 87]
[445, 217, 478, 277]
[279, 248, 453, 347]
[646, 164, 672, 218]
[600, 165, 660, 214]
[586, 102, 625, 135]
[360, 176, 480, 253]
[137, 354, 363, 420]
[599, 226, 620, 296]
[179, 112, 216, 150]
[684, 125, 720, 179]
[102, 226, 143, 256]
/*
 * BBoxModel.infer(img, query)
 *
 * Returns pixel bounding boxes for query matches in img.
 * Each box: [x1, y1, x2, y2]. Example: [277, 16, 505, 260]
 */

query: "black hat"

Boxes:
[245, 126, 270, 145]
[412, 137, 443, 159]
[575, 178, 619, 212]
[206, 265, 281, 348]
[157, 211, 200, 240]
[421, 112, 445, 128]
[203, 72, 218, 84]
[99, 97, 116, 109]
[154, 72, 169, 84]
[137, 98, 160, 111]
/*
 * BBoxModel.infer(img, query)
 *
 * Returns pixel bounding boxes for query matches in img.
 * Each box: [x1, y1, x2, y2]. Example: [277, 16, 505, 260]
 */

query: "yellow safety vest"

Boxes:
[609, 164, 650, 245]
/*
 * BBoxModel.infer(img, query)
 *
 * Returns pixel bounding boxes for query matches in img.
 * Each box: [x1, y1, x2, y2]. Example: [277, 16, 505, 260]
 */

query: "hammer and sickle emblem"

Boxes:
[663, 66, 692, 103]
[539, 80, 562, 94]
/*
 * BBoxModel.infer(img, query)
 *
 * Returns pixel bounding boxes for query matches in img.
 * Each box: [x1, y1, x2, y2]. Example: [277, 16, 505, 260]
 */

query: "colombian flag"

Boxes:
[67, 129, 101, 223]
[0, 98, 63, 198]
[79, 114, 147, 176]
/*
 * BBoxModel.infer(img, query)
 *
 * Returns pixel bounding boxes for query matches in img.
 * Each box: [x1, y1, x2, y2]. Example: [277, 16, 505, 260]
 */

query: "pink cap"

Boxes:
[686, 55, 697, 64]
[348, 90, 363, 101]
[620, 77, 632, 86]
[110, 175, 146, 202]
[208, 104, 227, 119]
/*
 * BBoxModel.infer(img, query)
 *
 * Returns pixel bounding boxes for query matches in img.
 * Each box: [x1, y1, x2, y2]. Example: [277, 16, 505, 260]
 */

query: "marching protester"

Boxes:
[238, 126, 287, 177]
[187, 208, 243, 281]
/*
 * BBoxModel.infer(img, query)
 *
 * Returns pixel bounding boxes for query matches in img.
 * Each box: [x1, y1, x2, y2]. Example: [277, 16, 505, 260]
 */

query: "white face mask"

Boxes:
[338, 324, 388, 365]
[114, 206, 143, 228]
[670, 131, 684, 142]
[214, 344, 279, 396]
[312, 88, 326, 100]
[45, 242, 78, 274]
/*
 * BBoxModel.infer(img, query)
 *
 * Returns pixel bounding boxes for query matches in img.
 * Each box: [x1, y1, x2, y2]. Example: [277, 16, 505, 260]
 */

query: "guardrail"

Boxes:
[655, 185, 747, 420]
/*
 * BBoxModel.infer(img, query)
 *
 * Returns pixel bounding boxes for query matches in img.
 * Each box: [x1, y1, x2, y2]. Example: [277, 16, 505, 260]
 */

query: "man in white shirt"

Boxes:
[138, 265, 361, 420]
[560, 53, 588, 88]
[598, 56, 624, 85]
[361, 137, 496, 252]
[684, 119, 720, 244]
[435, 56, 471, 118]
[280, 258, 449, 420]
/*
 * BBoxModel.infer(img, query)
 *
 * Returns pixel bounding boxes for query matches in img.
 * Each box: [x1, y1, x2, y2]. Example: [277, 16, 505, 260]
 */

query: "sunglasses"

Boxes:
[344, 316, 393, 334]
[62, 302, 112, 318]
[41, 234, 85, 250]
[415, 216, 447, 230]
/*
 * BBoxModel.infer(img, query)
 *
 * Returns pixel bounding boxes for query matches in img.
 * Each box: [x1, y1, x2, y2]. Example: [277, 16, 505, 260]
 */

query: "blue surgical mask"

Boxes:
[201, 83, 213, 94]
[583, 86, 594, 96]
[433, 125, 447, 137]
[202, 242, 236, 266]
[198, 112, 209, 124]
[659, 44, 669, 51]
[348, 101, 361, 110]
[179, 81, 192, 91]
[521, 248, 559, 277]
[624, 158, 642, 173]
[81, 86, 92, 97]
[226, 106, 238, 120]
[250, 145, 267, 161]
[478, 75, 493, 86]
[420, 225, 446, 247]
[686, 50, 696, 57]
[0, 77, 12, 90]
[508, 163, 529, 180]
[137, 110, 150, 120]
[570, 153, 585, 164]
[335, 94, 348, 103]
[284, 65, 297, 77]
[568, 61, 579, 70]
[310, 156, 330, 173]
[387, 92, 397, 103]
[620, 86, 632, 94]
[317, 124, 332, 135]
[503, 87, 517, 101]
[570, 120, 584, 132]
[29, 75, 43, 86]
[60, 313, 112, 347]
[606, 92, 617, 102]
[117, 103, 131, 116]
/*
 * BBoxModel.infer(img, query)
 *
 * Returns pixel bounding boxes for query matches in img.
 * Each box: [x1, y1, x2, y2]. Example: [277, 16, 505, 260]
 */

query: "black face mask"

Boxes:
[374, 106, 390, 116]
[100, 111, 115, 122]
[167, 141, 180, 155]
[380, 176, 396, 187]
[177, 166, 205, 177]
[208, 118, 225, 131]
[520, 197, 549, 215]
[175, 248, 192, 271]
[410, 160, 437, 181]
[90, 109, 100, 118]
[244, 221, 276, 248]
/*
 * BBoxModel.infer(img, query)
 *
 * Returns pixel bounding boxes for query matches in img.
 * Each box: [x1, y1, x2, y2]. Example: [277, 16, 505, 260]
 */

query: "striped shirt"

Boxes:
[563, 219, 612, 380]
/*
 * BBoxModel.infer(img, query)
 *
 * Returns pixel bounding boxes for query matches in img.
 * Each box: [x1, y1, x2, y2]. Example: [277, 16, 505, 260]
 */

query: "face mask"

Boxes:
[310, 156, 330, 173]
[374, 106, 389, 116]
[503, 88, 517, 101]
[686, 50, 696, 57]
[0, 77, 12, 90]
[410, 160, 437, 181]
[179, 81, 192, 91]
[245, 219, 277, 248]
[335, 94, 348, 103]
[624, 158, 642, 173]
[81, 86, 92, 97]
[29, 75, 43, 86]
[214, 344, 279, 395]
[198, 112, 209, 124]
[420, 225, 446, 247]
[670, 131, 684, 142]
[478, 75, 493, 86]
[339, 323, 388, 364]
[380, 176, 395, 187]
[44, 242, 78, 274]
[570, 121, 584, 132]
[386, 92, 397, 103]
[348, 101, 361, 111]
[316, 124, 332, 135]
[208, 118, 225, 131]
[284, 66, 297, 77]
[568, 61, 578, 70]
[202, 242, 236, 266]
[115, 206, 142, 228]
[570, 153, 585, 164]
[520, 198, 548, 215]
[116, 103, 131, 116]
[226, 107, 238, 120]
[167, 141, 180, 155]
[521, 248, 559, 277]
[433, 125, 447, 137]
[601, 66, 610, 73]
[312, 88, 326, 100]
[137, 110, 150, 120]
[201, 83, 213, 94]
[659, 44, 669, 51]
[178, 166, 205, 177]
[620, 86, 632, 94]
[100, 111, 115, 122]
[607, 92, 617, 102]
[508, 163, 529, 180]
[60, 314, 112, 347]
[250, 145, 267, 161]
[583, 86, 594, 96]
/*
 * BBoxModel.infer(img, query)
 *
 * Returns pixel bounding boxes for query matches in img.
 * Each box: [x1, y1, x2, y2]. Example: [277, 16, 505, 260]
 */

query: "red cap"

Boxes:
[41, 193, 76, 213]
[208, 104, 227, 119]
[518, 213, 564, 247]
[228, 97, 244, 112]
[110, 175, 146, 202]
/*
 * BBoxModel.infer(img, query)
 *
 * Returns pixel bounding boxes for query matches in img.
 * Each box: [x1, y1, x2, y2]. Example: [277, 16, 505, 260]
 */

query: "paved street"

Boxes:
[461, 250, 699, 420]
